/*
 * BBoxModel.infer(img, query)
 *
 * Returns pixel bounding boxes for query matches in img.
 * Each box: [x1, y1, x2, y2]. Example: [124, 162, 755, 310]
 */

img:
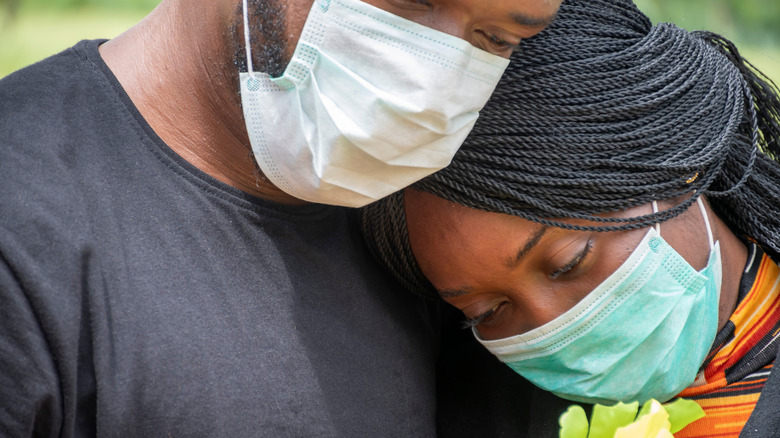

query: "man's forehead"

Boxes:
[473, 0, 562, 22]
[510, 9, 558, 27]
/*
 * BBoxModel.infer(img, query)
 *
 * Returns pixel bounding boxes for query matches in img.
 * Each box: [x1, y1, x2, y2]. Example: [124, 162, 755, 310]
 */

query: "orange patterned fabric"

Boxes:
[676, 244, 780, 437]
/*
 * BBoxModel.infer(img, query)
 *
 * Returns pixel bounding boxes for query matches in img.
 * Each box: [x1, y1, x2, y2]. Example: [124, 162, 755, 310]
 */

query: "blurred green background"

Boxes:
[0, 0, 778, 83]
[0, 0, 156, 78]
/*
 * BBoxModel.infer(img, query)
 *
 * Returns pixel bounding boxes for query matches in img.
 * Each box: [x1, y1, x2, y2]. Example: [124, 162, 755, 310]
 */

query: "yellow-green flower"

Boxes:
[559, 398, 705, 438]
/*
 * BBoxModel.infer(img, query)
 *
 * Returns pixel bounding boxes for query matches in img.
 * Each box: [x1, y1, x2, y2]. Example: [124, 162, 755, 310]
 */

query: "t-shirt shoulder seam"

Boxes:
[81, 40, 332, 222]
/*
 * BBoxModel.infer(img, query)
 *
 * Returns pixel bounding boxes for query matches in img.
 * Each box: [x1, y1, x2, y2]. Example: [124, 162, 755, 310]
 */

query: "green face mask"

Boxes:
[477, 198, 723, 405]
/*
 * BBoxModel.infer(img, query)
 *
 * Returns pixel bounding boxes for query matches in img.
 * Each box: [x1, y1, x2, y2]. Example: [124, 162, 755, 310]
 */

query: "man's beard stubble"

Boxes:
[230, 0, 292, 179]
[232, 0, 290, 78]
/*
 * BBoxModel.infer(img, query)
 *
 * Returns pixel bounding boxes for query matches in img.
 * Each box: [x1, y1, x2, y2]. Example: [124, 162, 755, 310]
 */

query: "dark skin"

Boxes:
[98, 0, 562, 205]
[404, 188, 748, 341]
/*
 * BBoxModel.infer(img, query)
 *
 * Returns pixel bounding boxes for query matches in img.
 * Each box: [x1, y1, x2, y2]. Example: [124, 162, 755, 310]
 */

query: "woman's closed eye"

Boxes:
[549, 239, 593, 279]
[461, 302, 507, 328]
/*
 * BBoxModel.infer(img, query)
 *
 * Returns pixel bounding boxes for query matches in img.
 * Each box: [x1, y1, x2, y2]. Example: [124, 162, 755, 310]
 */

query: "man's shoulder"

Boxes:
[0, 40, 122, 172]
[0, 41, 117, 244]
[0, 40, 107, 136]
[1, 40, 101, 93]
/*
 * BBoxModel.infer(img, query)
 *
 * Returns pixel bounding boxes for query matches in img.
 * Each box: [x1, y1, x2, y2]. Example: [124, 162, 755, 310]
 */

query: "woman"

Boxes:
[362, 0, 780, 436]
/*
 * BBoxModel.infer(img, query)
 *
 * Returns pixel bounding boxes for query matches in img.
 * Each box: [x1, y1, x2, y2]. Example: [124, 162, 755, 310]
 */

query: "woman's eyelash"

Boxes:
[550, 240, 593, 279]
[461, 306, 499, 329]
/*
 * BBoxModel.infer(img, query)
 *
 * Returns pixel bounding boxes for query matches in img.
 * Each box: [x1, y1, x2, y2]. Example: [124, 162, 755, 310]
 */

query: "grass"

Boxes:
[0, 5, 150, 78]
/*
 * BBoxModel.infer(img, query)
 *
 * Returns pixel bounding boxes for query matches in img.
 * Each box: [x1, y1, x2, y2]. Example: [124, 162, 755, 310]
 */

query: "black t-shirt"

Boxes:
[0, 40, 439, 437]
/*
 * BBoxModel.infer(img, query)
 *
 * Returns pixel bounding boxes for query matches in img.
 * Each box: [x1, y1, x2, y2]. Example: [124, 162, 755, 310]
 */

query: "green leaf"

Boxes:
[587, 401, 639, 438]
[614, 400, 673, 438]
[663, 398, 706, 433]
[558, 398, 706, 438]
[559, 405, 589, 438]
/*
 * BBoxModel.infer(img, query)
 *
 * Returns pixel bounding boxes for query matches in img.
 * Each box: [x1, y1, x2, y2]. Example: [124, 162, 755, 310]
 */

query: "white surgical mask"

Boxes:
[239, 0, 509, 207]
[477, 198, 723, 405]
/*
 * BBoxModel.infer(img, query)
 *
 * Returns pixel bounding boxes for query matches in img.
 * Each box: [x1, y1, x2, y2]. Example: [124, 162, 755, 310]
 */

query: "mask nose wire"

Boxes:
[242, 0, 255, 74]
[696, 197, 715, 250]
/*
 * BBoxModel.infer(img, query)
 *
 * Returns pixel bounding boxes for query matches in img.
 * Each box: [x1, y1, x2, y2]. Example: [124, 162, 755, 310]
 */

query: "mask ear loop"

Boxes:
[652, 201, 661, 234]
[242, 0, 255, 75]
[697, 197, 715, 250]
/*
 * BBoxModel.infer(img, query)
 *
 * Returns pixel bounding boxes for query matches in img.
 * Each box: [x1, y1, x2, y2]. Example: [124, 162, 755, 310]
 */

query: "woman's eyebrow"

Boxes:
[437, 225, 549, 299]
[439, 287, 471, 299]
[505, 225, 549, 267]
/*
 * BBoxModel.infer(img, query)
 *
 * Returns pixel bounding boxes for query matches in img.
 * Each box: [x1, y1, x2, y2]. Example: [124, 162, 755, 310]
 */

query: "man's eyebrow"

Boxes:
[511, 10, 558, 27]
[505, 225, 549, 267]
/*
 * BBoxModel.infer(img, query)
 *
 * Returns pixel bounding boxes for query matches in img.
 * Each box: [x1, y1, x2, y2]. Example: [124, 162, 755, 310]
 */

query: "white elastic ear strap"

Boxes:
[652, 200, 660, 233]
[242, 0, 254, 73]
[697, 197, 715, 248]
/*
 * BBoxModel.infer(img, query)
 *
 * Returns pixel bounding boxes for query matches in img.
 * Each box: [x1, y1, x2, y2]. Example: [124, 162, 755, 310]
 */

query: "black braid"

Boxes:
[361, 191, 436, 297]
[361, 0, 780, 299]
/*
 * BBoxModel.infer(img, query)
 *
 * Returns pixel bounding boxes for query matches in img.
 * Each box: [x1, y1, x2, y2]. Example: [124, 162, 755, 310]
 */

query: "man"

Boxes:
[0, 0, 561, 436]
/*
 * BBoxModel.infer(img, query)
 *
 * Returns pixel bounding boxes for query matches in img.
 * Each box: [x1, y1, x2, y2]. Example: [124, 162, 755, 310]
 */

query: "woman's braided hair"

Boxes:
[361, 0, 780, 299]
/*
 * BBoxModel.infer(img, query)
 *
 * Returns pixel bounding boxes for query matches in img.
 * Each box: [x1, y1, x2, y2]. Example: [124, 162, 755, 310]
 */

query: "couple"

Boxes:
[2, 0, 779, 436]
[363, 0, 780, 436]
